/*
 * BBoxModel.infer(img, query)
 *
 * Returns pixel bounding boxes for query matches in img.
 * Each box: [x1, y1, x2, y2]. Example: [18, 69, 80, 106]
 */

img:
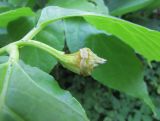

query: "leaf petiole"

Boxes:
[21, 26, 42, 41]
[0, 40, 64, 63]
[15, 40, 64, 60]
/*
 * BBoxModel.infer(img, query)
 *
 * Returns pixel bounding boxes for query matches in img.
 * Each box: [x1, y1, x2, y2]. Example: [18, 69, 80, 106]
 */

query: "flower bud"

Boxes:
[59, 48, 106, 76]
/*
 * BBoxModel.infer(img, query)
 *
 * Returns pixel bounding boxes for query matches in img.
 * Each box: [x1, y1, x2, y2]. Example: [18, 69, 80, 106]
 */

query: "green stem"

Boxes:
[0, 44, 19, 62]
[6, 44, 19, 63]
[0, 40, 64, 63]
[21, 26, 42, 41]
[15, 40, 64, 60]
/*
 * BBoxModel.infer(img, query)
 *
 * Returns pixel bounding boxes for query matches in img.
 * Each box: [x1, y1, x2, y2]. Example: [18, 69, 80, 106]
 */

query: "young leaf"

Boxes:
[0, 60, 89, 121]
[37, 6, 160, 62]
[0, 7, 34, 27]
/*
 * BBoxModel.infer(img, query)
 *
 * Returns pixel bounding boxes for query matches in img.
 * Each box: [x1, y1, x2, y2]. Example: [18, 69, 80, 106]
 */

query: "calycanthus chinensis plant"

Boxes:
[0, 7, 106, 121]
[0, 6, 160, 121]
[0, 41, 106, 75]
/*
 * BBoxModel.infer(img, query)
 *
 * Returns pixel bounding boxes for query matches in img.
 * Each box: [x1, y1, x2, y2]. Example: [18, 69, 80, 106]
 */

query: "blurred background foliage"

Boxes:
[0, 0, 160, 120]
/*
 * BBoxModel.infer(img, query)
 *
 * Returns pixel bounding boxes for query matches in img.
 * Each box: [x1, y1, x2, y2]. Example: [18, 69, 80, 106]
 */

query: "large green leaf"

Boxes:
[105, 0, 153, 16]
[7, 17, 65, 72]
[0, 60, 89, 121]
[0, 7, 34, 27]
[85, 34, 154, 111]
[47, 0, 108, 14]
[37, 6, 160, 62]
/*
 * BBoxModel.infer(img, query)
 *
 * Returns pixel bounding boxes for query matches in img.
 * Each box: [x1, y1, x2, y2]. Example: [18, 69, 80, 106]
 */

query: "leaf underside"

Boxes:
[0, 60, 89, 121]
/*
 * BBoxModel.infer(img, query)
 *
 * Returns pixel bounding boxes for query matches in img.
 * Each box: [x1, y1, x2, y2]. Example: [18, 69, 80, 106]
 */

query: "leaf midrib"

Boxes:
[0, 62, 26, 121]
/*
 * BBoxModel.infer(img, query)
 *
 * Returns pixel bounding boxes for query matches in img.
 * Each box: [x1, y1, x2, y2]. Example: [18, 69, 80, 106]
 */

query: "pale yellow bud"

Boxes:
[59, 48, 106, 76]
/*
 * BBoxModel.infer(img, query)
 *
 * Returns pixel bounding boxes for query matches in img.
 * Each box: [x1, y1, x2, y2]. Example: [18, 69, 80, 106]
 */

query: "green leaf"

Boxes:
[0, 56, 8, 64]
[7, 17, 65, 72]
[84, 16, 160, 62]
[38, 6, 160, 62]
[47, 0, 108, 14]
[0, 60, 89, 121]
[106, 0, 153, 16]
[64, 17, 102, 52]
[21, 21, 65, 72]
[7, 17, 35, 41]
[36, 21, 65, 51]
[0, 7, 34, 27]
[85, 34, 155, 112]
